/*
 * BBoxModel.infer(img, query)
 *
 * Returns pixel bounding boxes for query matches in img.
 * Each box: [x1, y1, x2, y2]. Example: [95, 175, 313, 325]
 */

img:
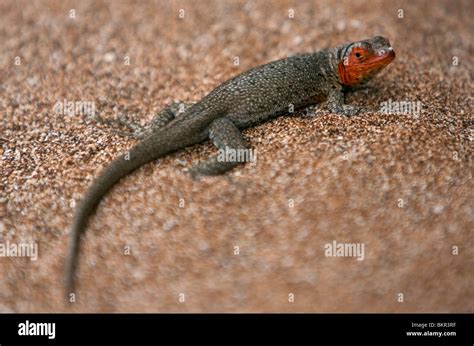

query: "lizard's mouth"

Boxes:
[364, 47, 396, 67]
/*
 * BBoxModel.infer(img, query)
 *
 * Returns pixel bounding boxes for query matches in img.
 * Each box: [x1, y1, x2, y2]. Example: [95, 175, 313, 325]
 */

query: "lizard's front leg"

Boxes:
[327, 88, 366, 116]
[189, 117, 249, 178]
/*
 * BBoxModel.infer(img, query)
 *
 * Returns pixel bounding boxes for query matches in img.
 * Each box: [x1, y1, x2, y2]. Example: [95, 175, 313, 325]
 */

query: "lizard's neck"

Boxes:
[322, 47, 344, 86]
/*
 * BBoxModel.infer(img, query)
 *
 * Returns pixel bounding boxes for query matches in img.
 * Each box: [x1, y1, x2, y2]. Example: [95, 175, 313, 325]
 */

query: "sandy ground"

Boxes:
[0, 0, 472, 312]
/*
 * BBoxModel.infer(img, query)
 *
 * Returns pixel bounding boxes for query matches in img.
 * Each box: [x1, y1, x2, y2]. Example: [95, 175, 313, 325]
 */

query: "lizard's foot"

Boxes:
[93, 102, 195, 139]
[327, 89, 371, 117]
[332, 105, 372, 117]
[338, 105, 363, 116]
[116, 114, 151, 138]
[300, 104, 322, 118]
[188, 117, 248, 180]
[188, 158, 242, 180]
[93, 113, 149, 139]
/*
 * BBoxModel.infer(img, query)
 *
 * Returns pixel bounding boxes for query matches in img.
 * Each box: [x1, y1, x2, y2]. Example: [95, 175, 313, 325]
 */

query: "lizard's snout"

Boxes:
[376, 46, 396, 63]
[377, 46, 393, 56]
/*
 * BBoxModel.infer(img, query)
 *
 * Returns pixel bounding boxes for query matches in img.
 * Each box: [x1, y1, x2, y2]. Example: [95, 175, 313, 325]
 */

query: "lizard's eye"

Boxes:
[355, 52, 362, 58]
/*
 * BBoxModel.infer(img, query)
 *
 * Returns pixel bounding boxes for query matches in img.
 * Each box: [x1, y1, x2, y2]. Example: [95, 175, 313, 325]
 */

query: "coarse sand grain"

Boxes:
[0, 0, 472, 312]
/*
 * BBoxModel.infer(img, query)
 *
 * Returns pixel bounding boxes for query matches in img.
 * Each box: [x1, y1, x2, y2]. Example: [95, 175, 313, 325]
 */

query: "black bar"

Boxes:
[0, 313, 472, 345]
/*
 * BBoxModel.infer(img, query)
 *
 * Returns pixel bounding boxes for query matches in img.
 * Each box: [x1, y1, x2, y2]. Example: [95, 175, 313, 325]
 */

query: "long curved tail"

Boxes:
[64, 125, 202, 297]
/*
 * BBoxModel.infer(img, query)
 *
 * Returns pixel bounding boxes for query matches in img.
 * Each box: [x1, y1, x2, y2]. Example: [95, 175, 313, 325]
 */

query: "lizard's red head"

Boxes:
[337, 36, 395, 86]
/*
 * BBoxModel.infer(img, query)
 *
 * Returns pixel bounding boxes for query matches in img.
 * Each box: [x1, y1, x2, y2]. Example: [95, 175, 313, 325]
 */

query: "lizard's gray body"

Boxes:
[65, 36, 395, 296]
[207, 52, 336, 128]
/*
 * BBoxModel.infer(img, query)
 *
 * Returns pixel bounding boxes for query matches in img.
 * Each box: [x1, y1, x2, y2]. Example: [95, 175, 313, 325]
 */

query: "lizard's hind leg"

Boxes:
[188, 117, 249, 178]
[94, 102, 194, 139]
[149, 102, 194, 130]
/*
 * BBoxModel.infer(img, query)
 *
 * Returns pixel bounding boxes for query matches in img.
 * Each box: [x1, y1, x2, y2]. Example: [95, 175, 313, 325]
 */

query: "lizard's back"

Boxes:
[186, 51, 335, 129]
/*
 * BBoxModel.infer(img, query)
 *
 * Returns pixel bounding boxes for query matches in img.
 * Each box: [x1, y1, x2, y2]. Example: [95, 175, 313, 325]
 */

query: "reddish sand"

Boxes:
[0, 0, 472, 312]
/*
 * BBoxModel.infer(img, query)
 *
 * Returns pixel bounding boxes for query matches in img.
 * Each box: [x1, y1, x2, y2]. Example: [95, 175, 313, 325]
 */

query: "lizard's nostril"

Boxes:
[378, 47, 394, 57]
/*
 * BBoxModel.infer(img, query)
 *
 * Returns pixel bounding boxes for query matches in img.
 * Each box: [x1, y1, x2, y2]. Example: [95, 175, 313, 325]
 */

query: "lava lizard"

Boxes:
[65, 36, 396, 297]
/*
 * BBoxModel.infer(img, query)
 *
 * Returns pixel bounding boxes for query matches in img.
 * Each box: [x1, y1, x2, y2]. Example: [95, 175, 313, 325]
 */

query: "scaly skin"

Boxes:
[65, 36, 395, 298]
